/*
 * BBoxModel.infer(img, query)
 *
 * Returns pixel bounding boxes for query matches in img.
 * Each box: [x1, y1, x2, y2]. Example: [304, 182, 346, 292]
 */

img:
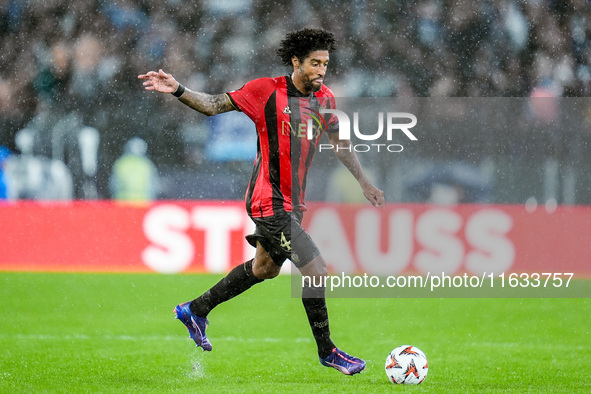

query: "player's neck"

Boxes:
[291, 72, 311, 95]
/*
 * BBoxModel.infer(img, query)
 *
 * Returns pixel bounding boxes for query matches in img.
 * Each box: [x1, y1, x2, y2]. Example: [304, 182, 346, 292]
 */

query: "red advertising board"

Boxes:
[0, 201, 253, 273]
[0, 201, 590, 275]
[302, 203, 591, 276]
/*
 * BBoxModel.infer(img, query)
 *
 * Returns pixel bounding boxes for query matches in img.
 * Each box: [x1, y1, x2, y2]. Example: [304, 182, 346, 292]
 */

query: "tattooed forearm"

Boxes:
[178, 90, 235, 116]
[335, 145, 364, 181]
[327, 133, 364, 182]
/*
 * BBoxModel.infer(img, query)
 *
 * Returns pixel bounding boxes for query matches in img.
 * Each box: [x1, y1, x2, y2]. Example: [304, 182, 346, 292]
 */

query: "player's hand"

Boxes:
[138, 69, 178, 94]
[361, 181, 385, 208]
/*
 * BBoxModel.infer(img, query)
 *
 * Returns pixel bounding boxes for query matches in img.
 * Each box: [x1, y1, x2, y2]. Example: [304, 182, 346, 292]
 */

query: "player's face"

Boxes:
[293, 50, 330, 94]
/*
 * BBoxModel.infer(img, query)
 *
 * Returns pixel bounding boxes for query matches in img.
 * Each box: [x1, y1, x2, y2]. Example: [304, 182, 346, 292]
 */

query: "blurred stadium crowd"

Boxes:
[0, 0, 590, 202]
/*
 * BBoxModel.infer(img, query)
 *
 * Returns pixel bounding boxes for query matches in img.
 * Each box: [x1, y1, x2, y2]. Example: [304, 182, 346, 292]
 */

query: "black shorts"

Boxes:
[245, 211, 320, 269]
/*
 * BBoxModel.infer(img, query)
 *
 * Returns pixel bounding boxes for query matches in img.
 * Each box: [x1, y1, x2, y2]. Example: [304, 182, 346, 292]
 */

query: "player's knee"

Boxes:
[257, 266, 281, 280]
[298, 256, 327, 279]
[308, 266, 327, 279]
[253, 256, 281, 279]
[264, 266, 281, 279]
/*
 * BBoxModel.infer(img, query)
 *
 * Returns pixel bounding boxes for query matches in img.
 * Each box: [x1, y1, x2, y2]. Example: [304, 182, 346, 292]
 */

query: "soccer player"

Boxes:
[138, 28, 384, 375]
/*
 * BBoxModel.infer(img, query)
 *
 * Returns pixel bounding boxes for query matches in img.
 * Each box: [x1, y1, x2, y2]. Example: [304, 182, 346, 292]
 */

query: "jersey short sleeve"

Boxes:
[226, 78, 278, 122]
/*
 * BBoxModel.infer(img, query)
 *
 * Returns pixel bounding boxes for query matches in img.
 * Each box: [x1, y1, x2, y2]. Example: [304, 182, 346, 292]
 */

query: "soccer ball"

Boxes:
[385, 345, 428, 384]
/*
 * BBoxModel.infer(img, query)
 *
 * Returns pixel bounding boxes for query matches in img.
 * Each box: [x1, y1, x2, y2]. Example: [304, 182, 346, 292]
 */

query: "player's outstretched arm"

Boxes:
[327, 132, 385, 208]
[138, 69, 234, 116]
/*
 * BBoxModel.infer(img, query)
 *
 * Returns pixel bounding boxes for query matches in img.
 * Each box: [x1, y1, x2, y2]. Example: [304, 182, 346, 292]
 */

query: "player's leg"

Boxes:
[190, 242, 279, 317]
[298, 256, 365, 375]
[252, 241, 282, 279]
[298, 254, 334, 357]
[290, 222, 335, 358]
[175, 242, 279, 351]
[292, 222, 365, 375]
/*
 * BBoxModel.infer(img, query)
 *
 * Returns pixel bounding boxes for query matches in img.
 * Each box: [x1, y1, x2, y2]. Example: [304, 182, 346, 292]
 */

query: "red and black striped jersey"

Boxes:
[226, 75, 338, 218]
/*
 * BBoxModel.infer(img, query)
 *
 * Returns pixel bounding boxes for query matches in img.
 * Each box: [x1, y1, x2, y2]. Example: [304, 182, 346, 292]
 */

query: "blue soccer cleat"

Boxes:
[320, 347, 366, 375]
[174, 302, 212, 351]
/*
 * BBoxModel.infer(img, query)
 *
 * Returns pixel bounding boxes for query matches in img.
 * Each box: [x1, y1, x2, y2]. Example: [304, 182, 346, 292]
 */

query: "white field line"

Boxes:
[0, 333, 312, 343]
[2, 334, 589, 350]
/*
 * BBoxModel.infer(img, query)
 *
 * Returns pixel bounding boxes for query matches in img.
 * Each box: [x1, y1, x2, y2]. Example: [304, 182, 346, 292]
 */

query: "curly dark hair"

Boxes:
[276, 28, 336, 67]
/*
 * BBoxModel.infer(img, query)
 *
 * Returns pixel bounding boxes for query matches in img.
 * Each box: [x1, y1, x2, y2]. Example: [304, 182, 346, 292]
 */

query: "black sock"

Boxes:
[302, 283, 335, 359]
[189, 259, 263, 318]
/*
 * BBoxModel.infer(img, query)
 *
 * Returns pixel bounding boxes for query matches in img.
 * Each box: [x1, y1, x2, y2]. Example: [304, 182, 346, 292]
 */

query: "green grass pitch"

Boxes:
[1, 272, 590, 393]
